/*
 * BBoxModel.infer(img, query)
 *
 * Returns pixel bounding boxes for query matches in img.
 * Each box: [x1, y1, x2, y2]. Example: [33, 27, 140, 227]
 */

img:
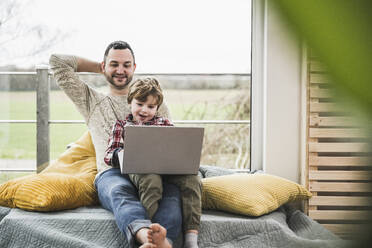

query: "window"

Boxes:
[0, 0, 252, 180]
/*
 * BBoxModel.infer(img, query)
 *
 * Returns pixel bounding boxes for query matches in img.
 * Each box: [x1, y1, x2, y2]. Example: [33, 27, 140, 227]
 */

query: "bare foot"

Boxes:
[149, 223, 172, 248]
[139, 242, 156, 248]
[136, 228, 154, 247]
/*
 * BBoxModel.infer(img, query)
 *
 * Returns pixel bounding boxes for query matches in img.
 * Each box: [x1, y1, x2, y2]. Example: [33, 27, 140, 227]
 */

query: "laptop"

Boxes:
[120, 126, 204, 174]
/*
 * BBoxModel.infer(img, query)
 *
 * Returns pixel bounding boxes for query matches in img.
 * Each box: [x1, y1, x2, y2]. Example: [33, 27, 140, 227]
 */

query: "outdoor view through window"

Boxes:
[0, 0, 252, 182]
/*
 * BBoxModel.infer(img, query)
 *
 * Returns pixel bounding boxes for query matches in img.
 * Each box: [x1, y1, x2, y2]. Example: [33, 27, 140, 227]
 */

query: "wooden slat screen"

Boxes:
[306, 56, 372, 240]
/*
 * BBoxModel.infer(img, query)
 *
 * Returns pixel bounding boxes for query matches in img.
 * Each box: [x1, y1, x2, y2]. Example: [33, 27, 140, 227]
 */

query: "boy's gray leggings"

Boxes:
[129, 174, 202, 231]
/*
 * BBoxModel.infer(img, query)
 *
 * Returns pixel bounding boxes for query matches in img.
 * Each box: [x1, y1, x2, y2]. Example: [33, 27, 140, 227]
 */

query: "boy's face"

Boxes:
[130, 95, 158, 124]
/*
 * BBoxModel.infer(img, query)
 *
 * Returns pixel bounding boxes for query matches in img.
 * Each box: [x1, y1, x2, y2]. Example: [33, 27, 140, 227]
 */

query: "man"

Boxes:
[49, 41, 182, 248]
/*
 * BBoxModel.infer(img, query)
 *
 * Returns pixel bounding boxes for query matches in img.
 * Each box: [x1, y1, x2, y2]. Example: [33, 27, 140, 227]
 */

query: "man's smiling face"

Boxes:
[102, 48, 136, 92]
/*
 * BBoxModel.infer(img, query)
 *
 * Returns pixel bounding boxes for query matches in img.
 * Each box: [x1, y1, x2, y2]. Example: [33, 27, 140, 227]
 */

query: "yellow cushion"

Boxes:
[201, 173, 312, 216]
[0, 131, 98, 211]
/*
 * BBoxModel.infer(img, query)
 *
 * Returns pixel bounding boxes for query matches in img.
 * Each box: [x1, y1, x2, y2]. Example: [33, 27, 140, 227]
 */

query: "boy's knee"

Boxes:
[183, 175, 201, 182]
[138, 174, 162, 189]
[185, 175, 202, 190]
[138, 176, 163, 219]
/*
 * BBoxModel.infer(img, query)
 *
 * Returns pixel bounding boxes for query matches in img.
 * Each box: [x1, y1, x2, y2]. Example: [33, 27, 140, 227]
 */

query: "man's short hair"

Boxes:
[103, 40, 135, 64]
[127, 77, 163, 108]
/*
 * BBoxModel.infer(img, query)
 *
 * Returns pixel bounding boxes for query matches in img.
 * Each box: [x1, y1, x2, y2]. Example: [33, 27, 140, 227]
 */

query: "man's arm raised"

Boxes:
[49, 54, 102, 120]
[76, 57, 102, 74]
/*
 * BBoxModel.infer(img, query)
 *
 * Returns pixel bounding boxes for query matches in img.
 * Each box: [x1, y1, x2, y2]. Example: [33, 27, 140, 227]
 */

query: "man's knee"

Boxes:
[110, 182, 137, 198]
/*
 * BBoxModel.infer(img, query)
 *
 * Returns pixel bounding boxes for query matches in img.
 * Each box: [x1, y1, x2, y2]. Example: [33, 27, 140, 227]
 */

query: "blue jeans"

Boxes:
[95, 168, 182, 247]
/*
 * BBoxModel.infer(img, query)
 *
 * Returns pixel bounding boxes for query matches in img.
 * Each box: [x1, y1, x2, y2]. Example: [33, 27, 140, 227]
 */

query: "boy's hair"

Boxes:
[103, 40, 135, 64]
[127, 77, 163, 108]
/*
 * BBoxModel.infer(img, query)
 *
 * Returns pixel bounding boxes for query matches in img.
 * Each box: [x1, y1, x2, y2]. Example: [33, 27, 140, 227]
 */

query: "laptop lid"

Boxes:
[121, 126, 204, 174]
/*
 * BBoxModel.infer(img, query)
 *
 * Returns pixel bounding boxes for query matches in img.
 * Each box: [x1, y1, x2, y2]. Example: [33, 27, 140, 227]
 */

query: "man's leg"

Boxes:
[96, 168, 152, 247]
[95, 168, 182, 246]
[152, 182, 183, 246]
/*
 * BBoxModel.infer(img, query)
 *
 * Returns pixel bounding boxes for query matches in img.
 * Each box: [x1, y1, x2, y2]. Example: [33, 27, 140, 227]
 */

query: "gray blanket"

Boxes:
[0, 166, 351, 247]
[0, 205, 350, 248]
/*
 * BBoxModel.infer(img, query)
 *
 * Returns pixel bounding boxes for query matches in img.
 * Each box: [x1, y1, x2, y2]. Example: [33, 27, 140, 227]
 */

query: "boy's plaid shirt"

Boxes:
[104, 114, 173, 166]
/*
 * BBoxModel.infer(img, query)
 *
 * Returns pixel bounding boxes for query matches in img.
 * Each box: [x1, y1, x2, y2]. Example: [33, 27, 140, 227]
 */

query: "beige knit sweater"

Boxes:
[49, 54, 171, 178]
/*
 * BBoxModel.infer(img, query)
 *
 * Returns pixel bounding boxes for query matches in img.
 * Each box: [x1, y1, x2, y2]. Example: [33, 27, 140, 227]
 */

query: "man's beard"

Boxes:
[105, 73, 133, 90]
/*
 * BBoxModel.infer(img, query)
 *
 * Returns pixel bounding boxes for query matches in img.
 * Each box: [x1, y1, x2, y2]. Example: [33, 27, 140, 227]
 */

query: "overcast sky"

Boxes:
[9, 0, 251, 73]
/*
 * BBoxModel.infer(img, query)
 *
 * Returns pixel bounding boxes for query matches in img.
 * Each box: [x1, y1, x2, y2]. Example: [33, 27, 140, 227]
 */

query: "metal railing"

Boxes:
[0, 68, 251, 173]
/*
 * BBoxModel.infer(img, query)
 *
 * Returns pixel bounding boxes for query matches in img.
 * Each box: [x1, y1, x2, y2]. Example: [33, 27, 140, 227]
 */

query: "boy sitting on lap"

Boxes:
[104, 77, 202, 248]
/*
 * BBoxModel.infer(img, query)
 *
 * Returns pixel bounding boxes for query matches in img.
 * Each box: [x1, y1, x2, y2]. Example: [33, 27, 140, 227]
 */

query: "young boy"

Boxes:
[104, 77, 202, 248]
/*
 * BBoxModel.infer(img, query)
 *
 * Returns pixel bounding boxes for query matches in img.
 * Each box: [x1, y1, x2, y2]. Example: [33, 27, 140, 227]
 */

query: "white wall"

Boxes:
[252, 0, 305, 183]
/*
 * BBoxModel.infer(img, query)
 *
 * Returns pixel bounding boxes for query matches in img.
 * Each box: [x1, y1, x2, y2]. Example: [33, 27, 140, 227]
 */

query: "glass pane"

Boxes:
[177, 123, 250, 169]
[0, 76, 37, 120]
[0, 74, 37, 182]
[0, 123, 36, 159]
[0, 123, 36, 183]
[164, 89, 250, 121]
[14, 0, 252, 74]
[49, 124, 88, 160]
[2, 0, 252, 172]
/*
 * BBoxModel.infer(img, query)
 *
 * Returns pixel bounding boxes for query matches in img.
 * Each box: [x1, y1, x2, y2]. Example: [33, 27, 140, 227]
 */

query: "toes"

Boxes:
[147, 235, 153, 243]
[150, 223, 161, 232]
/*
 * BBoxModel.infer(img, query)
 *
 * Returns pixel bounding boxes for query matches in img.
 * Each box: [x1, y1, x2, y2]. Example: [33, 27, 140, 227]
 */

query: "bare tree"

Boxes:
[0, 0, 68, 67]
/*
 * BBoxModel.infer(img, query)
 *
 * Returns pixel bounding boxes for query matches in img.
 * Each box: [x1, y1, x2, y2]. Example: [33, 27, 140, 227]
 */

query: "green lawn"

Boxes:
[0, 89, 250, 168]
